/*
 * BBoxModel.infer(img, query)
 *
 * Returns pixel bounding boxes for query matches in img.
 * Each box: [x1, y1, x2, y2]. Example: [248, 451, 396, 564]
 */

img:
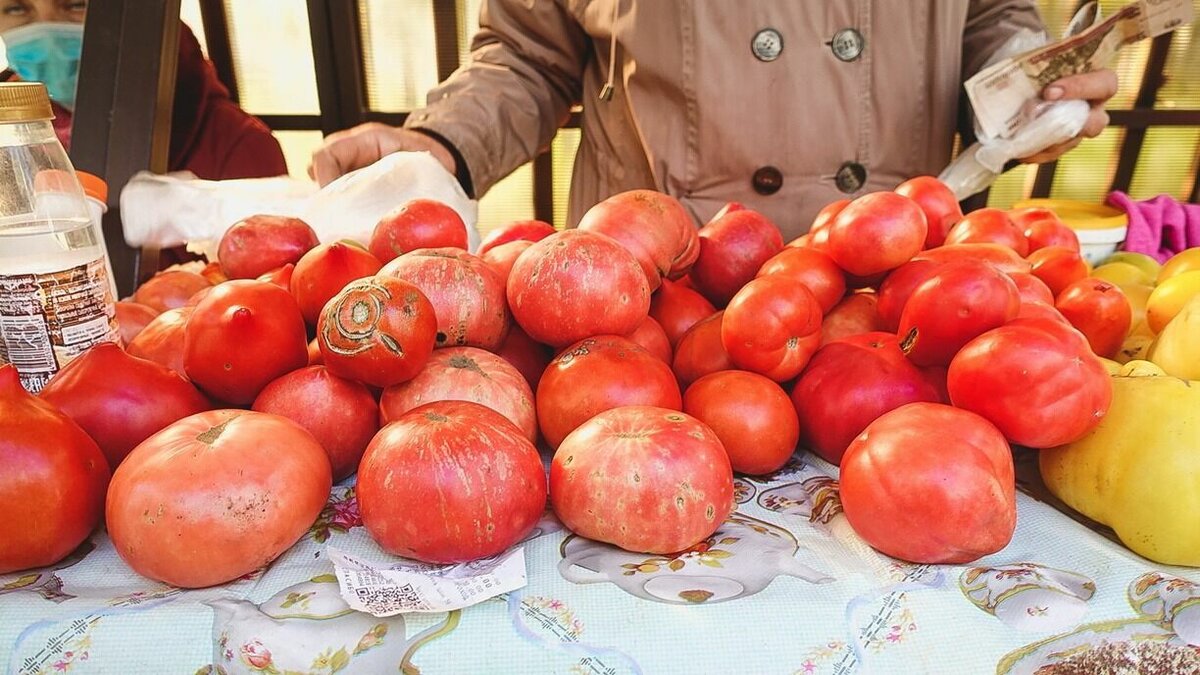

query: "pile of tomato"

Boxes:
[0, 177, 1122, 587]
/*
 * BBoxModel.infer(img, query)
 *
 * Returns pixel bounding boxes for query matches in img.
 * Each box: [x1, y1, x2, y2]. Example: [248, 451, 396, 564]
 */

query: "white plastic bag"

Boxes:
[119, 151, 480, 258]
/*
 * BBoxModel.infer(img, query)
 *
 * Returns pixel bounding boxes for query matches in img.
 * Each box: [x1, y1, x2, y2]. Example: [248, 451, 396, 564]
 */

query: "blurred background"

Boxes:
[15, 0, 1197, 235]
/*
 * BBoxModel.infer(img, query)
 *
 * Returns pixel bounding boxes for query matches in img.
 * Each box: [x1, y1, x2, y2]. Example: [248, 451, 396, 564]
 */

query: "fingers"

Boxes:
[1043, 69, 1119, 103]
[1081, 106, 1109, 138]
[308, 123, 400, 187]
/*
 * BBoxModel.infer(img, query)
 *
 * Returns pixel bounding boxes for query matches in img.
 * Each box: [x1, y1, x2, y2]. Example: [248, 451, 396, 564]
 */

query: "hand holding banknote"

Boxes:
[1018, 68, 1118, 164]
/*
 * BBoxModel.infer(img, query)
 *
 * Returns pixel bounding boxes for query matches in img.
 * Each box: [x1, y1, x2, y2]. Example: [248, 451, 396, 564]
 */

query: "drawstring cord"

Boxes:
[598, 0, 619, 100]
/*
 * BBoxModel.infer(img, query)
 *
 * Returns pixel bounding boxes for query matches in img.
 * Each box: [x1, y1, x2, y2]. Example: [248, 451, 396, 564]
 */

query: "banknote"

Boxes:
[966, 0, 1195, 140]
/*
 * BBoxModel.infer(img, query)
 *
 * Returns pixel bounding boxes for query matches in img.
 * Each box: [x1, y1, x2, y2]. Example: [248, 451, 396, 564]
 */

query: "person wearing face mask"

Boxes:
[0, 0, 287, 180]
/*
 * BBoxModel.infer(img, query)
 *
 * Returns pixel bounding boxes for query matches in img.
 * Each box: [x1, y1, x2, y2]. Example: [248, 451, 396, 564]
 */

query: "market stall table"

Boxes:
[2, 450, 1198, 675]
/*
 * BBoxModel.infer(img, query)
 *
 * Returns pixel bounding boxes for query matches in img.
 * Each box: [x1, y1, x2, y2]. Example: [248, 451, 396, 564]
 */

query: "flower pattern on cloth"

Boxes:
[308, 487, 362, 543]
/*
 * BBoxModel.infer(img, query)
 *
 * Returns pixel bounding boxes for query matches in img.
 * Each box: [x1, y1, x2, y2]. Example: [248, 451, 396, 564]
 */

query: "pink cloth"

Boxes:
[1106, 192, 1200, 263]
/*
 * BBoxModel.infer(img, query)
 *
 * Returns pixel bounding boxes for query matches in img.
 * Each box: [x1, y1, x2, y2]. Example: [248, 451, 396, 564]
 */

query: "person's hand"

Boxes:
[308, 122, 457, 186]
[1019, 68, 1118, 164]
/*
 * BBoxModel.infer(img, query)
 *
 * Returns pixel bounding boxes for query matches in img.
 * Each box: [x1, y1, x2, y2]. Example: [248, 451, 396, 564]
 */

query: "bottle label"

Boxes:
[0, 257, 119, 393]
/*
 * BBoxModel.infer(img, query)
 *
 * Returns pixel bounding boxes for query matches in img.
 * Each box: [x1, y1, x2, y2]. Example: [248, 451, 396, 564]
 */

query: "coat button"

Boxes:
[752, 166, 783, 195]
[751, 28, 784, 62]
[835, 162, 866, 193]
[830, 28, 865, 62]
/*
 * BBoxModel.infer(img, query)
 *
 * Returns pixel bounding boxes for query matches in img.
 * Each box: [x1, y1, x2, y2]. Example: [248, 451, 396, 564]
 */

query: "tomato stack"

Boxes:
[1, 181, 1128, 587]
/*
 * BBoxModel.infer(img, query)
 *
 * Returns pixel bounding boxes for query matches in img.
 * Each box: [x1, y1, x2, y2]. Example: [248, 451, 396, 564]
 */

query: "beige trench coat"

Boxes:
[405, 0, 1044, 240]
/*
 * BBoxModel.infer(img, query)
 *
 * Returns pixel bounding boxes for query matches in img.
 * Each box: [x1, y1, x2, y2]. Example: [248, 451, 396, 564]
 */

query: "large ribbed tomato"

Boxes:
[40, 343, 211, 470]
[550, 406, 733, 554]
[252, 366, 378, 481]
[578, 189, 700, 290]
[649, 278, 717, 348]
[381, 248, 510, 350]
[1, 365, 109, 574]
[898, 260, 1021, 367]
[106, 410, 331, 587]
[290, 241, 383, 326]
[755, 246, 847, 313]
[184, 280, 309, 404]
[721, 275, 822, 382]
[318, 276, 438, 388]
[894, 176, 963, 249]
[826, 192, 927, 277]
[839, 402, 1015, 564]
[537, 336, 681, 448]
[358, 401, 545, 563]
[948, 318, 1112, 448]
[507, 230, 651, 347]
[791, 332, 939, 465]
[379, 347, 536, 443]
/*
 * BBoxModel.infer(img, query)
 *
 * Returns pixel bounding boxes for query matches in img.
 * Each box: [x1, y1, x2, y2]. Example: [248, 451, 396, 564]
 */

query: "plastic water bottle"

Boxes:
[0, 82, 119, 393]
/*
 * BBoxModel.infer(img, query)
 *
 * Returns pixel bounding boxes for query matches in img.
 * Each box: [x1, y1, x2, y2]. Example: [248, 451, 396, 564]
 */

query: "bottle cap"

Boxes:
[76, 171, 109, 203]
[0, 82, 54, 122]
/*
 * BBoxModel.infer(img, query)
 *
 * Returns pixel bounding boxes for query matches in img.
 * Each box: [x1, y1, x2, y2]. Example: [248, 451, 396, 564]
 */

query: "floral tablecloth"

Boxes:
[2, 450, 1198, 675]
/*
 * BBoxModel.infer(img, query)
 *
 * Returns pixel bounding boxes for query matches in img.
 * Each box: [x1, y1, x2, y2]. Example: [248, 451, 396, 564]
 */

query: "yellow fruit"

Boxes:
[1097, 357, 1122, 374]
[1091, 262, 1154, 286]
[1102, 251, 1161, 280]
[1040, 367, 1200, 566]
[1157, 247, 1200, 284]
[1146, 270, 1200, 333]
[1148, 294, 1200, 381]
[1115, 332, 1155, 365]
[1117, 283, 1153, 327]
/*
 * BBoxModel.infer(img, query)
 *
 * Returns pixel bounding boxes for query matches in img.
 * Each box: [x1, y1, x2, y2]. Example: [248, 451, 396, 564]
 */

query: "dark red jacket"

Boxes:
[9, 23, 288, 180]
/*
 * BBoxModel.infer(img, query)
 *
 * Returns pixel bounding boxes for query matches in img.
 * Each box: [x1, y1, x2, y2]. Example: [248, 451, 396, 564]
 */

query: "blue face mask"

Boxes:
[3, 22, 83, 110]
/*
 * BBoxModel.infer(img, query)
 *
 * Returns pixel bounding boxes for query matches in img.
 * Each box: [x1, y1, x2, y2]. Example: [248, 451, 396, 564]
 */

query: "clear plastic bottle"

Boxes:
[0, 82, 119, 393]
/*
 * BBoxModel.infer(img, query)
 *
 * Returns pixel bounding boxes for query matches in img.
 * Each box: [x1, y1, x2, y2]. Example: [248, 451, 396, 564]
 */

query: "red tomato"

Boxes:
[898, 260, 1021, 367]
[507, 230, 651, 347]
[1, 365, 109, 574]
[787, 233, 812, 248]
[476, 219, 555, 257]
[819, 292, 884, 346]
[184, 280, 309, 404]
[944, 208, 1029, 256]
[132, 270, 212, 312]
[826, 192, 927, 277]
[127, 306, 192, 376]
[252, 366, 378, 481]
[712, 201, 746, 219]
[40, 343, 211, 470]
[625, 315, 673, 364]
[256, 263, 294, 289]
[839, 402, 1015, 564]
[672, 311, 735, 388]
[876, 259, 943, 332]
[1016, 300, 1071, 325]
[689, 208, 784, 306]
[683, 371, 798, 475]
[106, 410, 331, 587]
[809, 199, 849, 237]
[369, 199, 468, 263]
[495, 323, 553, 390]
[1028, 245, 1089, 297]
[218, 215, 320, 279]
[290, 241, 383, 326]
[914, 243, 1032, 275]
[1013, 209, 1080, 253]
[578, 189, 700, 290]
[721, 275, 822, 381]
[947, 318, 1112, 448]
[359, 401, 545, 563]
[1009, 272, 1056, 306]
[649, 277, 717, 348]
[381, 248, 510, 351]
[894, 176, 963, 249]
[755, 247, 847, 313]
[550, 406, 733, 554]
[1054, 278, 1132, 359]
[537, 336, 681, 448]
[379, 347, 536, 443]
[318, 276, 438, 388]
[791, 332, 940, 465]
[199, 261, 227, 285]
[919, 364, 950, 404]
[184, 286, 214, 307]
[114, 301, 159, 346]
[480, 239, 534, 287]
